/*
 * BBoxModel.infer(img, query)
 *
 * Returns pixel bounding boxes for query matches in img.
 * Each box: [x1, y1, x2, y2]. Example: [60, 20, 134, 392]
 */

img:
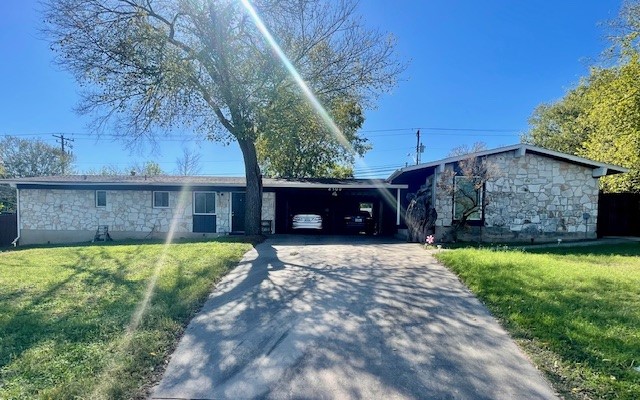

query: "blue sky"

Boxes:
[0, 0, 622, 178]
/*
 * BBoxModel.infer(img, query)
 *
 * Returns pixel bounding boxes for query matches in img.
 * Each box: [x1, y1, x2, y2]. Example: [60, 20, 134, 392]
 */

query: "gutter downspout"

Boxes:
[11, 187, 19, 246]
[396, 188, 401, 226]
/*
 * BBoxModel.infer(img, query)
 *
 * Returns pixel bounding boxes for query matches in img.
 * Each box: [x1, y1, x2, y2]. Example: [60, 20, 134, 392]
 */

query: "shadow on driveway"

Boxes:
[152, 235, 557, 400]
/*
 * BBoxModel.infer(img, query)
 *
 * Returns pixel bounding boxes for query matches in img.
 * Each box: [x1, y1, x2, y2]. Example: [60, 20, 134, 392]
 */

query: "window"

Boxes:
[96, 190, 107, 207]
[453, 176, 483, 221]
[193, 192, 216, 214]
[153, 191, 169, 208]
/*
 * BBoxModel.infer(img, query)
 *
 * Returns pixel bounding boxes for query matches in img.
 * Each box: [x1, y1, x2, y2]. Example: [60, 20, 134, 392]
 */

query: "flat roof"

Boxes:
[1, 175, 407, 190]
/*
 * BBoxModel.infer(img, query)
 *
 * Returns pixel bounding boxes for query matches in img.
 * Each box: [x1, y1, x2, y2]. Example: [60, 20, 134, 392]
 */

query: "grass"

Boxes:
[0, 238, 253, 399]
[435, 243, 640, 400]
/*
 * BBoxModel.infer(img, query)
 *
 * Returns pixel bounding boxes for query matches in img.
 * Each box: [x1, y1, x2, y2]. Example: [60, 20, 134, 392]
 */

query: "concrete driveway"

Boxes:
[152, 235, 557, 400]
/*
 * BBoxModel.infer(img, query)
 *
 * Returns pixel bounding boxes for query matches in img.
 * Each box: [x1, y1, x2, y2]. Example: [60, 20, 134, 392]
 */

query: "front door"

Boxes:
[232, 192, 246, 232]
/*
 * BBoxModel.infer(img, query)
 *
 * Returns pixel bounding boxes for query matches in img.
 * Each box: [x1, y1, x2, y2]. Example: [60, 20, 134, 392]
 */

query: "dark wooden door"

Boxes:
[232, 192, 246, 232]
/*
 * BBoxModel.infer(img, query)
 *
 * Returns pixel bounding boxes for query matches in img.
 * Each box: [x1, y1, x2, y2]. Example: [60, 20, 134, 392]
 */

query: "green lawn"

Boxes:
[436, 244, 640, 400]
[0, 239, 253, 399]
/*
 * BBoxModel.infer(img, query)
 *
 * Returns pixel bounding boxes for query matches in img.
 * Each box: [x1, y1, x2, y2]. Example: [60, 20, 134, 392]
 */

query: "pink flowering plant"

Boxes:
[425, 235, 435, 245]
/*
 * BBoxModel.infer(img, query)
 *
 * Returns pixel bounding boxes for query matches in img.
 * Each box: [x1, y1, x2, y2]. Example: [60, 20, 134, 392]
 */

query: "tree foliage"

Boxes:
[44, 0, 403, 234]
[0, 136, 74, 212]
[84, 161, 165, 176]
[255, 88, 368, 178]
[524, 59, 640, 193]
[524, 2, 640, 193]
[580, 58, 640, 192]
[525, 84, 595, 154]
[131, 161, 165, 176]
[0, 136, 73, 178]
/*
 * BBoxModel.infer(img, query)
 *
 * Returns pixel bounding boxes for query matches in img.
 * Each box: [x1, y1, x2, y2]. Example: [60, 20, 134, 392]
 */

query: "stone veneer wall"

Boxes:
[262, 192, 276, 230]
[19, 189, 275, 244]
[434, 150, 600, 242]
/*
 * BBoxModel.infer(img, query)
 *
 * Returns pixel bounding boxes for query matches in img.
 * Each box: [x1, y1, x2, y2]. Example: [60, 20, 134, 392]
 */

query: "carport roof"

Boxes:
[2, 175, 407, 189]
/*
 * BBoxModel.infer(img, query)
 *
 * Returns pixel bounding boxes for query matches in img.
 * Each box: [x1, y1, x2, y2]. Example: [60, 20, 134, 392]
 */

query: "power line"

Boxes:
[367, 131, 519, 138]
[2, 125, 524, 141]
[52, 134, 75, 174]
[52, 134, 75, 154]
[361, 126, 520, 134]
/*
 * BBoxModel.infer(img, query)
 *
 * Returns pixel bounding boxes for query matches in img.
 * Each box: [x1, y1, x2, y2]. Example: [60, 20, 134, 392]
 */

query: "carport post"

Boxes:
[396, 188, 401, 225]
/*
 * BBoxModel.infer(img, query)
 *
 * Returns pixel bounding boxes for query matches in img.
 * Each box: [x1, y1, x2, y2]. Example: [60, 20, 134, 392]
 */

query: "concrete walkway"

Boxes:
[152, 235, 558, 400]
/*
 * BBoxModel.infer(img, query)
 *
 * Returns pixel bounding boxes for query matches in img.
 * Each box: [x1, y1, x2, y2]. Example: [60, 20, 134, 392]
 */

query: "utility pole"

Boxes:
[52, 134, 74, 174]
[415, 129, 425, 165]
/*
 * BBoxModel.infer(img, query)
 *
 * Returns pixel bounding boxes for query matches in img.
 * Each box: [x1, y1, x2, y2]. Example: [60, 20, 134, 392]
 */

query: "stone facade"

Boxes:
[18, 188, 275, 245]
[434, 150, 600, 242]
[262, 192, 276, 226]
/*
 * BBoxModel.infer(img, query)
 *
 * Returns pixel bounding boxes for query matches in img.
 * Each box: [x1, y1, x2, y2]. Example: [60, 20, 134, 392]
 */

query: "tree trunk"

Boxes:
[238, 137, 263, 236]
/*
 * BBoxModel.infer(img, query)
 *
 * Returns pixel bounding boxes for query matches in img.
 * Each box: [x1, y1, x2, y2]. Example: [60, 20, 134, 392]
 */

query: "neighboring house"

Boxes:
[389, 144, 628, 242]
[2, 176, 405, 245]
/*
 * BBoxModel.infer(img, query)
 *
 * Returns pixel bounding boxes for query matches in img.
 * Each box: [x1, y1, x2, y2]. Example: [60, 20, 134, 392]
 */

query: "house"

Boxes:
[389, 144, 628, 242]
[3, 175, 406, 245]
[2, 144, 628, 245]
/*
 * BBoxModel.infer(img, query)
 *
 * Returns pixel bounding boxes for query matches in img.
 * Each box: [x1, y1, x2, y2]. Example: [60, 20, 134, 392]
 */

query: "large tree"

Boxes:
[255, 87, 368, 178]
[44, 0, 403, 234]
[524, 1, 640, 193]
[524, 59, 640, 193]
[0, 136, 74, 212]
[580, 58, 640, 192]
[0, 136, 73, 178]
[525, 82, 594, 154]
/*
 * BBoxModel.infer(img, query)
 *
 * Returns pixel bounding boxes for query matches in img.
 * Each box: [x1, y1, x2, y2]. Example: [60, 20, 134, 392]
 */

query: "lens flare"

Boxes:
[91, 182, 193, 398]
[239, 0, 352, 151]
[239, 0, 404, 216]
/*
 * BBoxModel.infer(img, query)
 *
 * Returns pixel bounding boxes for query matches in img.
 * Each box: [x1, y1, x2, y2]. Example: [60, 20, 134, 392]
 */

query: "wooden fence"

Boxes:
[597, 192, 640, 237]
[0, 213, 17, 246]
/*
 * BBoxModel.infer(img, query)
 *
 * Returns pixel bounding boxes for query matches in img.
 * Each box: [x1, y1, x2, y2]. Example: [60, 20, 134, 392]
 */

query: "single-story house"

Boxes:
[1, 143, 628, 245]
[389, 144, 628, 242]
[2, 175, 406, 245]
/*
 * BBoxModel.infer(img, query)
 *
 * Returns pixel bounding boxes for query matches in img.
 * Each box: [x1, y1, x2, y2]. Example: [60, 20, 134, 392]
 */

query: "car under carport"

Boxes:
[267, 178, 406, 236]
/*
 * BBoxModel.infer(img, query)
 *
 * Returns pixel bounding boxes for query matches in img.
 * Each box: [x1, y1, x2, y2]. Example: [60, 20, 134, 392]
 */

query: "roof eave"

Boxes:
[1, 179, 408, 190]
[388, 144, 629, 181]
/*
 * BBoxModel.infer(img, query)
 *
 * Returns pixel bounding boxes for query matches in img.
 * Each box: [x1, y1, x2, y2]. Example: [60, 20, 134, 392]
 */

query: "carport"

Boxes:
[265, 179, 406, 235]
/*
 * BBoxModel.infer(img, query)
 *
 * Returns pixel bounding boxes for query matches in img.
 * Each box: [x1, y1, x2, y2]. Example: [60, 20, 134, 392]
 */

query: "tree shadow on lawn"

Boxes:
[460, 262, 640, 398]
[526, 243, 640, 257]
[0, 234, 261, 254]
[0, 242, 232, 398]
[153, 241, 556, 400]
[0, 247, 142, 366]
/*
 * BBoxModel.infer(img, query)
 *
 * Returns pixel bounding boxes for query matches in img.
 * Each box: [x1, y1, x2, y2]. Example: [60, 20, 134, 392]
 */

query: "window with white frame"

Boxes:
[453, 176, 483, 221]
[153, 191, 169, 208]
[96, 190, 107, 207]
[193, 192, 216, 214]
